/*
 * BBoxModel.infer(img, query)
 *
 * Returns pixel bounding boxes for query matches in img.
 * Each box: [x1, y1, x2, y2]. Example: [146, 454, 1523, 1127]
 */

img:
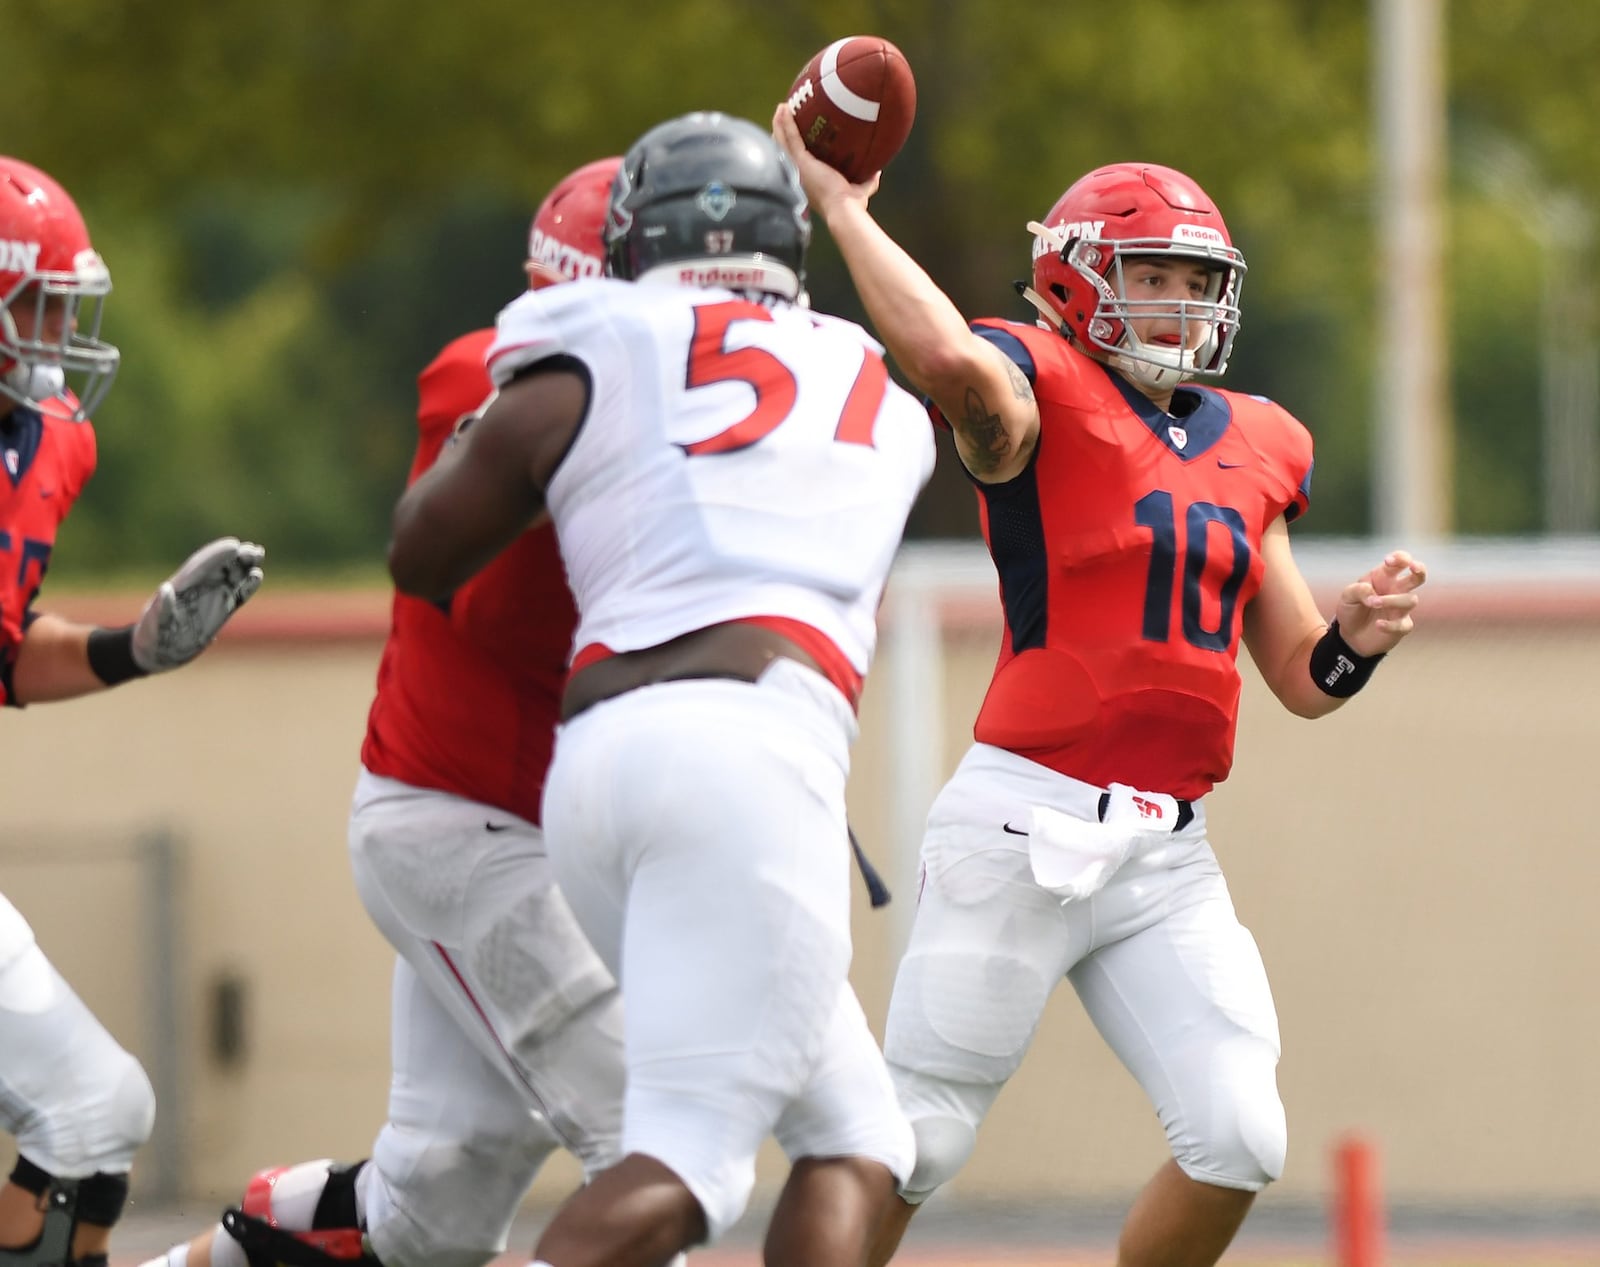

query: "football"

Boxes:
[786, 35, 917, 184]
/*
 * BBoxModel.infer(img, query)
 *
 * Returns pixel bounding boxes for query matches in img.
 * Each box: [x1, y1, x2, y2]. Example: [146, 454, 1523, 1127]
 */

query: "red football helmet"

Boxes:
[1022, 162, 1246, 391]
[525, 157, 623, 290]
[0, 156, 118, 417]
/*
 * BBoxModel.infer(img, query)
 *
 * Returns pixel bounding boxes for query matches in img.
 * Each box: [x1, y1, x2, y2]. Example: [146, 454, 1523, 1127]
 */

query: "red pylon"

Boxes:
[1332, 1133, 1385, 1267]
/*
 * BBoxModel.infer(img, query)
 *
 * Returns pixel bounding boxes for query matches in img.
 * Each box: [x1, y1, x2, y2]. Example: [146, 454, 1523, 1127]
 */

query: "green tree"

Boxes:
[7, 0, 1595, 570]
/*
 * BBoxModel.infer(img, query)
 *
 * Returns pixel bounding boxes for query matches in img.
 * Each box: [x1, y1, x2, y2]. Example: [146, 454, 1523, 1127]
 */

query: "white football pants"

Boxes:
[885, 744, 1287, 1200]
[347, 771, 626, 1267]
[541, 659, 914, 1242]
[0, 891, 155, 1178]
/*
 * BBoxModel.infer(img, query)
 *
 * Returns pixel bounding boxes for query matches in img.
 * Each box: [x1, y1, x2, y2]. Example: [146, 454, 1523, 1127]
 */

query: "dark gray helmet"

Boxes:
[605, 112, 810, 301]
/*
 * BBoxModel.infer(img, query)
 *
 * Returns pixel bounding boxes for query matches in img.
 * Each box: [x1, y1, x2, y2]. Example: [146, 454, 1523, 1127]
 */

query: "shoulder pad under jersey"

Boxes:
[487, 277, 634, 388]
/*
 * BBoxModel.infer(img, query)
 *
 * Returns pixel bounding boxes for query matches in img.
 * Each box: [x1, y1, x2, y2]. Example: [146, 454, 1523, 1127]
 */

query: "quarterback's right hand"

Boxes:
[131, 537, 266, 673]
[771, 103, 880, 219]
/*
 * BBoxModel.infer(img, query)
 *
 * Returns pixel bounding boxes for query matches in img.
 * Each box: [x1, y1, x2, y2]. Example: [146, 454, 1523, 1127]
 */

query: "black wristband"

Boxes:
[1308, 619, 1385, 698]
[87, 624, 147, 686]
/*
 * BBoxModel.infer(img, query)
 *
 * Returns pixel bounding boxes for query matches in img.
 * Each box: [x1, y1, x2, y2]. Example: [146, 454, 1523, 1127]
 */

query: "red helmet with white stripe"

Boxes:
[0, 156, 118, 417]
[1022, 162, 1246, 391]
[525, 157, 622, 290]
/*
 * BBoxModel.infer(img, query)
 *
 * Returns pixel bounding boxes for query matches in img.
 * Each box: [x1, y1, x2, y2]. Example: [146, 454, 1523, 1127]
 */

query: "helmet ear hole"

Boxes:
[1050, 284, 1069, 303]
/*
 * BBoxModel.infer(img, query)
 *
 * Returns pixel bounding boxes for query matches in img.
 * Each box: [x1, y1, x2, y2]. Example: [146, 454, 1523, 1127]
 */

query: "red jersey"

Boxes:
[960, 321, 1313, 799]
[0, 398, 97, 706]
[360, 329, 577, 824]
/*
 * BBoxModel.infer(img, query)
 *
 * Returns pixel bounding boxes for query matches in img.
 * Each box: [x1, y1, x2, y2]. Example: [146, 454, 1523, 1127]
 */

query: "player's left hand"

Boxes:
[1334, 550, 1425, 657]
[131, 537, 266, 673]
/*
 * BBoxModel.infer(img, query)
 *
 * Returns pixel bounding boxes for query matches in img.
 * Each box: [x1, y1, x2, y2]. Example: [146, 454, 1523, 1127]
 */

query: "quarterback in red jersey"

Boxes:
[139, 159, 637, 1267]
[0, 156, 262, 1267]
[778, 107, 1426, 1267]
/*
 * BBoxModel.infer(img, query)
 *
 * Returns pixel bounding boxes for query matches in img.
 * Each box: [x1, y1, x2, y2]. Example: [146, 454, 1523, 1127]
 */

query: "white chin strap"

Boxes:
[1112, 321, 1220, 391]
[3, 361, 66, 406]
[1018, 284, 1064, 331]
[1111, 339, 1198, 391]
[1111, 352, 1186, 391]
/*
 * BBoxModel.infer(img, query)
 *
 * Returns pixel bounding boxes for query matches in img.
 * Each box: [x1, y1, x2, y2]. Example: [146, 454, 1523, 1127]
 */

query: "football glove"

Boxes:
[131, 537, 265, 673]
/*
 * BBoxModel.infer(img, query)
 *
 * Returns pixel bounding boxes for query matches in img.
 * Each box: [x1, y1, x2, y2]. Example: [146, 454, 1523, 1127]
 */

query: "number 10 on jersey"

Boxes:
[1134, 490, 1251, 653]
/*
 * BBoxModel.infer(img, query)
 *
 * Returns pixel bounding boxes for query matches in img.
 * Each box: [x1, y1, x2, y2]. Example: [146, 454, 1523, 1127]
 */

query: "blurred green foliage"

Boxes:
[5, 0, 1596, 574]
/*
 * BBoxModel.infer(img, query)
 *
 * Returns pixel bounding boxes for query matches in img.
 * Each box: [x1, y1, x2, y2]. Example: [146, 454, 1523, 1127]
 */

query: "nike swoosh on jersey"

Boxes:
[1001, 822, 1029, 836]
[484, 822, 512, 833]
[1216, 460, 1246, 469]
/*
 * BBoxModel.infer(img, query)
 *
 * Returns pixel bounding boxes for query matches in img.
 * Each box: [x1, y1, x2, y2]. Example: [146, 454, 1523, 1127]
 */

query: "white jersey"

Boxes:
[487, 277, 935, 674]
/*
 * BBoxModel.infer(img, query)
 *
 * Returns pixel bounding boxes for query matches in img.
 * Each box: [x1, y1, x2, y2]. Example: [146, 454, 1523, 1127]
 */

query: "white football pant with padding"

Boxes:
[0, 891, 155, 1178]
[885, 745, 1287, 1202]
[542, 663, 914, 1243]
[357, 958, 598, 1267]
[347, 771, 628, 1267]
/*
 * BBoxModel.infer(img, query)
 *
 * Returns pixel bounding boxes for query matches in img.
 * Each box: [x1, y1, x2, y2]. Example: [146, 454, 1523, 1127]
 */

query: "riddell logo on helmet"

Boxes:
[527, 229, 603, 281]
[1172, 224, 1226, 246]
[1, 240, 41, 274]
[678, 265, 766, 287]
[1032, 220, 1104, 260]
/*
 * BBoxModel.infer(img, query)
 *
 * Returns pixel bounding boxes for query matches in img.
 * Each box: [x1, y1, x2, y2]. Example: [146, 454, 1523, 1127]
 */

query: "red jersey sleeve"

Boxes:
[1285, 419, 1314, 523]
[411, 329, 496, 480]
[1255, 396, 1314, 523]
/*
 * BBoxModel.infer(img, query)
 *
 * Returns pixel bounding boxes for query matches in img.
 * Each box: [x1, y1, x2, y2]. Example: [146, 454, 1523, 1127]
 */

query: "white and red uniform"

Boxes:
[487, 277, 932, 1240]
[885, 326, 1312, 1200]
[347, 331, 623, 1267]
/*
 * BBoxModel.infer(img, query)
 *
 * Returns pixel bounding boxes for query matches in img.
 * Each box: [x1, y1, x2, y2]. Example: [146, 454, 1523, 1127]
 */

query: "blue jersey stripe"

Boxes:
[973, 324, 1039, 385]
[978, 446, 1048, 652]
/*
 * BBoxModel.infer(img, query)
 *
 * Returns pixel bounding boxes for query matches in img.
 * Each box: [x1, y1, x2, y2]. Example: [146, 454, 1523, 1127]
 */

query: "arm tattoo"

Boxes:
[958, 387, 1011, 476]
[1002, 355, 1035, 403]
[950, 342, 1033, 476]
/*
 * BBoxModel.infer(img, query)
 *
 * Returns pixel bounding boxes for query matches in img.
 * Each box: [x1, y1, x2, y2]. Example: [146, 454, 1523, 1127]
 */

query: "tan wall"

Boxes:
[1, 645, 408, 1201]
[3, 586, 1597, 1208]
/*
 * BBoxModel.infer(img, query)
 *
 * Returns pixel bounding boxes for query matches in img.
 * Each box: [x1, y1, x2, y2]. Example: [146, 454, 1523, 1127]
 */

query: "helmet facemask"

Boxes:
[0, 254, 118, 418]
[1093, 241, 1243, 390]
[1023, 210, 1247, 392]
